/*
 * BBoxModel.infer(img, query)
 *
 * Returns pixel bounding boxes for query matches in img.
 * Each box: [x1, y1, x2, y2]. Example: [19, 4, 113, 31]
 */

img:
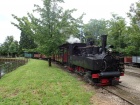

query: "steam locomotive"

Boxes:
[53, 35, 124, 86]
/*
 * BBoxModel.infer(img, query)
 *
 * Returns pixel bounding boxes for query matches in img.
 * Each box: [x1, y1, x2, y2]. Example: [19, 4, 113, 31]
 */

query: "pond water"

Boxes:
[0, 62, 4, 65]
[1, 71, 5, 76]
[0, 61, 13, 76]
[0, 62, 6, 76]
[0, 58, 28, 78]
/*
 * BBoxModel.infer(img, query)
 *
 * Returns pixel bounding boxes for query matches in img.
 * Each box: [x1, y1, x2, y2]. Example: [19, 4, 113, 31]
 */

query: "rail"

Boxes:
[102, 85, 140, 105]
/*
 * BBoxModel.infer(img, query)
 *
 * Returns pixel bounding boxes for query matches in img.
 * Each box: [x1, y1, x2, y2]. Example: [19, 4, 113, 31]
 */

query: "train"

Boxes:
[124, 56, 140, 67]
[24, 52, 47, 60]
[24, 35, 124, 86]
[53, 35, 125, 86]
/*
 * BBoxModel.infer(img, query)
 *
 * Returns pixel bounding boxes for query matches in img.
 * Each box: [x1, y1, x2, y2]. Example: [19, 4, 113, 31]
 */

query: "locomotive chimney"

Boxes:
[101, 35, 107, 53]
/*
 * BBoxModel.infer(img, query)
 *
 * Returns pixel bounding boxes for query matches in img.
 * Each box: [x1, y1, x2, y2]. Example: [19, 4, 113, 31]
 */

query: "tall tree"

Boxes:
[11, 15, 37, 51]
[19, 31, 37, 50]
[4, 36, 14, 57]
[108, 14, 127, 52]
[32, 0, 84, 55]
[83, 19, 108, 45]
[12, 0, 84, 56]
[0, 36, 19, 57]
[9, 41, 19, 57]
[126, 1, 140, 55]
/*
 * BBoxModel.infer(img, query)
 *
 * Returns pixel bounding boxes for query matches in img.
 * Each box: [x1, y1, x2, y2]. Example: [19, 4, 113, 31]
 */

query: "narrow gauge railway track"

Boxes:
[71, 70, 140, 105]
[102, 85, 140, 105]
[118, 84, 133, 90]
[54, 63, 140, 105]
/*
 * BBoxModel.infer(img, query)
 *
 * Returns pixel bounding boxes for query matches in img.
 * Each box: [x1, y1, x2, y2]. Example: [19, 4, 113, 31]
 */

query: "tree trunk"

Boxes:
[48, 57, 51, 67]
[0, 68, 1, 79]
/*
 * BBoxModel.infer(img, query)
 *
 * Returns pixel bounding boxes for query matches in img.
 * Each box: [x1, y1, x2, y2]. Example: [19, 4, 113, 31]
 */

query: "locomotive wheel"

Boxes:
[84, 71, 94, 85]
[74, 68, 85, 76]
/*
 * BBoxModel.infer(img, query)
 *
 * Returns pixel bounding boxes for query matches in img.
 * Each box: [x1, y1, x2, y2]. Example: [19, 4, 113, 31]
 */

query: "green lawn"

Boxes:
[0, 59, 94, 105]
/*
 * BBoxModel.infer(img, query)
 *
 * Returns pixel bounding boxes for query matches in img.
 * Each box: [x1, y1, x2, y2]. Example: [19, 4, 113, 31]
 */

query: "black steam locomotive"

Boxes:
[54, 35, 124, 86]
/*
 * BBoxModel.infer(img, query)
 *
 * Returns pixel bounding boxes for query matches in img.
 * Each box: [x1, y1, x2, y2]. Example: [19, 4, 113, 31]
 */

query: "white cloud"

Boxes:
[62, 0, 138, 23]
[0, 0, 138, 43]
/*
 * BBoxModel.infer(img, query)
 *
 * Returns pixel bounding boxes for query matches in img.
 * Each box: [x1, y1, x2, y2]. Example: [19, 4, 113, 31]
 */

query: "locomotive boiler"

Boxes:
[55, 35, 124, 86]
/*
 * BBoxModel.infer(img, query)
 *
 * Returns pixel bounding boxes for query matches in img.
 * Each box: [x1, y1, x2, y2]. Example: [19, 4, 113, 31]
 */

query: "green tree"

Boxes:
[126, 1, 140, 55]
[4, 36, 14, 57]
[32, 0, 84, 55]
[9, 41, 19, 57]
[0, 36, 19, 57]
[19, 31, 37, 50]
[11, 15, 37, 52]
[108, 14, 127, 52]
[0, 43, 7, 56]
[83, 19, 108, 45]
[12, 0, 84, 56]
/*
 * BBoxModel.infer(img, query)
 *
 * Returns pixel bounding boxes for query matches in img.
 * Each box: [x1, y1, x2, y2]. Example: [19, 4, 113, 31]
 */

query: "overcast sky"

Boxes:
[0, 0, 138, 43]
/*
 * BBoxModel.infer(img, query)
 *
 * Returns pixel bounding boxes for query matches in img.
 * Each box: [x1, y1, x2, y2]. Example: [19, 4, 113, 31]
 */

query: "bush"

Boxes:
[123, 46, 137, 56]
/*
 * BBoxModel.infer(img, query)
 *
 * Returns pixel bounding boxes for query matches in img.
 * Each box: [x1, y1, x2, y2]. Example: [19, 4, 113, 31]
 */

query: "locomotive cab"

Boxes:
[72, 46, 81, 56]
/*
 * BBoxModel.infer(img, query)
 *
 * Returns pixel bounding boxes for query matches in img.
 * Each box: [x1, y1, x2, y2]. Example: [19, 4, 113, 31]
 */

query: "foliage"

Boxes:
[11, 15, 37, 51]
[32, 0, 84, 55]
[125, 1, 140, 55]
[123, 46, 138, 55]
[9, 41, 19, 56]
[12, 0, 84, 56]
[10, 0, 140, 56]
[20, 31, 37, 50]
[108, 14, 127, 53]
[0, 36, 19, 57]
[0, 59, 93, 105]
[83, 19, 108, 45]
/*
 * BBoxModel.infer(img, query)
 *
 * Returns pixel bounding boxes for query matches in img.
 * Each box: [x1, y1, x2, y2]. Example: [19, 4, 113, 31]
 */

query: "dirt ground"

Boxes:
[74, 73, 129, 105]
[82, 84, 130, 105]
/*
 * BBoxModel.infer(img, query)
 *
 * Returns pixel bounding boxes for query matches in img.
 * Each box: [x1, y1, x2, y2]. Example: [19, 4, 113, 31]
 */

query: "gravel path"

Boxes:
[120, 75, 140, 92]
[118, 72, 140, 105]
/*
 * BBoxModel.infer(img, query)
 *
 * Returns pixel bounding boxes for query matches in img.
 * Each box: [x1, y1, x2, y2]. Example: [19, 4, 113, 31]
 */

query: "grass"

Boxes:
[0, 59, 94, 105]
